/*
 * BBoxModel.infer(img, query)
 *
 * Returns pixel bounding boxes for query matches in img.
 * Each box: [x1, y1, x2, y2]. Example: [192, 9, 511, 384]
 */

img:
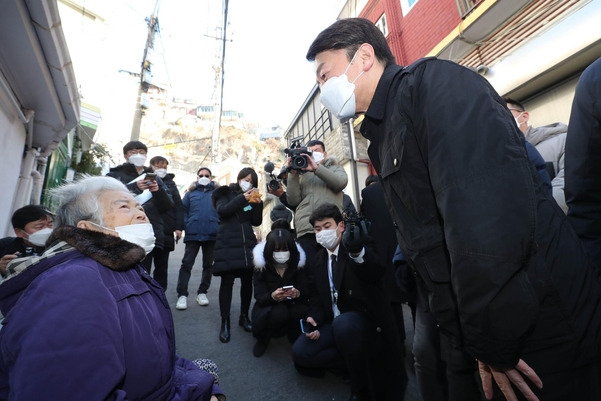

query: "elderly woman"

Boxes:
[0, 176, 224, 401]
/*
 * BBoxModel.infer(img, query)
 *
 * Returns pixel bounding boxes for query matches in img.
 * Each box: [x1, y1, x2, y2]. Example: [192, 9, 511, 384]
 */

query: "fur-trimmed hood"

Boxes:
[212, 183, 239, 208]
[252, 241, 306, 271]
[46, 226, 147, 271]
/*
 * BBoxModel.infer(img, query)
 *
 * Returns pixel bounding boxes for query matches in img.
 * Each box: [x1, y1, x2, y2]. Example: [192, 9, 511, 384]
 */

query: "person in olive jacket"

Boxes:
[251, 227, 309, 357]
[212, 167, 263, 343]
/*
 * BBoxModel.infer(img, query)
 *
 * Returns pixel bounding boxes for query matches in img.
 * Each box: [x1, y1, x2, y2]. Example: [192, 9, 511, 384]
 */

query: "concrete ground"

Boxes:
[165, 241, 421, 401]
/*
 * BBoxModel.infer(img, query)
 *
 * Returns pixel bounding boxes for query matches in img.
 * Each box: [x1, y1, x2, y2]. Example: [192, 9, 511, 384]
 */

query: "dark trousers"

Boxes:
[292, 311, 368, 394]
[176, 240, 215, 297]
[218, 269, 253, 319]
[413, 297, 482, 401]
[252, 302, 309, 342]
[141, 247, 171, 291]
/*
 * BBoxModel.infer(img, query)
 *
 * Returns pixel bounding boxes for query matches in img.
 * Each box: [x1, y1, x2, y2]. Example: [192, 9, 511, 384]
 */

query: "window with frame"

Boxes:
[375, 14, 389, 37]
[400, 0, 419, 16]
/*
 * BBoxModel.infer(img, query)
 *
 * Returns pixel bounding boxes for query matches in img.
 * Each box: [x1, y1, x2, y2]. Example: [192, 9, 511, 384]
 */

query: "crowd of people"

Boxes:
[1, 17, 601, 401]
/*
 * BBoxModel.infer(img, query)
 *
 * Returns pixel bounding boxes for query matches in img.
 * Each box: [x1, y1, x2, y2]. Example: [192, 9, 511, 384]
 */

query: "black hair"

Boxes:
[365, 174, 378, 187]
[306, 18, 396, 67]
[264, 229, 299, 267]
[236, 167, 258, 188]
[306, 139, 326, 152]
[149, 156, 168, 165]
[122, 141, 148, 154]
[503, 97, 525, 112]
[309, 203, 343, 226]
[11, 205, 53, 230]
[271, 218, 292, 231]
[197, 166, 212, 176]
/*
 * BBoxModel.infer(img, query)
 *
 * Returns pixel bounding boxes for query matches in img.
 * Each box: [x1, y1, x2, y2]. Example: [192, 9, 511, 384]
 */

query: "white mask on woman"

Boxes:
[273, 251, 290, 264]
[114, 223, 156, 254]
[239, 181, 253, 192]
[315, 228, 339, 250]
[90, 221, 155, 255]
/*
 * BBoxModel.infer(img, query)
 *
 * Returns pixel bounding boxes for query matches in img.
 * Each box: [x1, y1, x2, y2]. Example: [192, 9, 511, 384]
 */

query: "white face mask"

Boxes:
[114, 223, 156, 254]
[315, 228, 340, 250]
[128, 154, 147, 167]
[239, 181, 253, 192]
[90, 221, 155, 255]
[273, 251, 290, 264]
[154, 168, 167, 178]
[198, 176, 211, 186]
[26, 227, 53, 247]
[514, 112, 524, 128]
[312, 151, 324, 164]
[319, 51, 364, 120]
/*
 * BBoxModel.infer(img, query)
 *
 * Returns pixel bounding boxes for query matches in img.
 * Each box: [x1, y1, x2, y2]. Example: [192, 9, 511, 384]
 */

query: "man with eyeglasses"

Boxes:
[505, 97, 568, 213]
[106, 141, 174, 275]
[175, 167, 220, 310]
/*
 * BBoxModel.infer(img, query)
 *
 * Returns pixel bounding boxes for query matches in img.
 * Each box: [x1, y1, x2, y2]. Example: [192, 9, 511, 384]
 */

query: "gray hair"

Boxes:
[49, 175, 130, 228]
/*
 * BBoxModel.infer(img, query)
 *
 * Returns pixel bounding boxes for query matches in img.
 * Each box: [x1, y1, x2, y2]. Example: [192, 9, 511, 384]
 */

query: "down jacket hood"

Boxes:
[252, 241, 306, 270]
[525, 122, 568, 146]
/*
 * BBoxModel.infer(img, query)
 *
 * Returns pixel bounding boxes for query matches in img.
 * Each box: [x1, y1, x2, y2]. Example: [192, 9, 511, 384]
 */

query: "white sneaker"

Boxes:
[176, 296, 188, 310]
[197, 293, 209, 306]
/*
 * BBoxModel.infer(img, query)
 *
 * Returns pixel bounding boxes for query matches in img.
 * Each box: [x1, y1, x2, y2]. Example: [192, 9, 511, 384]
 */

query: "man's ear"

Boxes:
[358, 43, 375, 72]
[14, 228, 26, 239]
[522, 111, 530, 124]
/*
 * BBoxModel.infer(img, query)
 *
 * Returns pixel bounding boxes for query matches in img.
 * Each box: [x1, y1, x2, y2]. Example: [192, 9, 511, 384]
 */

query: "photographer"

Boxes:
[285, 140, 348, 271]
[0, 205, 54, 277]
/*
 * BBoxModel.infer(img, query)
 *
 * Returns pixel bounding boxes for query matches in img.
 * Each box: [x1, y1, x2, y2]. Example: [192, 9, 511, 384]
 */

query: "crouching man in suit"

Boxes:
[291, 203, 406, 401]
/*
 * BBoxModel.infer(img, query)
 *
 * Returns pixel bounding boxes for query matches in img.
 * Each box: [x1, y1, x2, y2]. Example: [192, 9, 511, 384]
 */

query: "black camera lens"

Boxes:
[292, 155, 308, 169]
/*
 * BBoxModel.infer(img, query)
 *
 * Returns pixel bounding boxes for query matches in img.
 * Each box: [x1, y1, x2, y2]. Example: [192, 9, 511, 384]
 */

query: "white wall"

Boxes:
[0, 91, 28, 236]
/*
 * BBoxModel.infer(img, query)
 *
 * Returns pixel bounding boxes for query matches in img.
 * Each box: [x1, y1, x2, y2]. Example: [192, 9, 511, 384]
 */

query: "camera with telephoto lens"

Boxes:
[264, 161, 281, 191]
[284, 141, 312, 171]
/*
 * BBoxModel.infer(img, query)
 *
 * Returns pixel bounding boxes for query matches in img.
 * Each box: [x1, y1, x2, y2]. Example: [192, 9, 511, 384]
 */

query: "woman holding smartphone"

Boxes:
[251, 225, 310, 357]
[212, 167, 263, 343]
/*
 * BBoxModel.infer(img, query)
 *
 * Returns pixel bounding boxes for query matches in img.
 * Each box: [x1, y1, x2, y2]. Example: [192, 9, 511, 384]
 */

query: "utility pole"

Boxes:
[130, 0, 161, 141]
[211, 0, 229, 164]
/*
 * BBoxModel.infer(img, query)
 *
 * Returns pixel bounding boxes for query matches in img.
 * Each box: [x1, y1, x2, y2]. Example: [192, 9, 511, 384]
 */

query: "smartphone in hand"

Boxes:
[300, 319, 316, 334]
[282, 285, 294, 291]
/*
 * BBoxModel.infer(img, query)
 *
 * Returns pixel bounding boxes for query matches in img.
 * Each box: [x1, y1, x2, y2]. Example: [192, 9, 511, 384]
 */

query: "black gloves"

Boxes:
[342, 215, 371, 254]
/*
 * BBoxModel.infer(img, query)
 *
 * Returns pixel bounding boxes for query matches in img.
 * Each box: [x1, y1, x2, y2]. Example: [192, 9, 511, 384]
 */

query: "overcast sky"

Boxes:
[106, 0, 341, 128]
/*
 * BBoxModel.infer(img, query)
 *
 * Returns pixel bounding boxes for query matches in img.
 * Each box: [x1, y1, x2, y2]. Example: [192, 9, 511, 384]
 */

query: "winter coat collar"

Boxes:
[45, 226, 147, 271]
[252, 241, 306, 270]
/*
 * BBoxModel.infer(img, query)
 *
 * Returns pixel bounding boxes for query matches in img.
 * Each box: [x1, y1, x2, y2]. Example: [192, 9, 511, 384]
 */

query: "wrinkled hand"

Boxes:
[478, 359, 542, 401]
[342, 217, 371, 254]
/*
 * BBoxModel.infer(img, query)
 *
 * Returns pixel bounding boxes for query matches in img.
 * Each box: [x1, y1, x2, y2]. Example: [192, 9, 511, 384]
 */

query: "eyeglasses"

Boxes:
[198, 174, 210, 178]
[507, 108, 524, 113]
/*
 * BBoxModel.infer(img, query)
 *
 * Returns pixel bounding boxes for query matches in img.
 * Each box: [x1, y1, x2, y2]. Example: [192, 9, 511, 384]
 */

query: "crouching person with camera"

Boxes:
[285, 140, 348, 277]
[291, 204, 406, 401]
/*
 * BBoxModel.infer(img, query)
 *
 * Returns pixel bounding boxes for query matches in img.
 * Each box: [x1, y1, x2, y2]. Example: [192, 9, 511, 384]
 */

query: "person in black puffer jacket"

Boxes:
[148, 156, 184, 291]
[105, 141, 174, 274]
[212, 167, 263, 343]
